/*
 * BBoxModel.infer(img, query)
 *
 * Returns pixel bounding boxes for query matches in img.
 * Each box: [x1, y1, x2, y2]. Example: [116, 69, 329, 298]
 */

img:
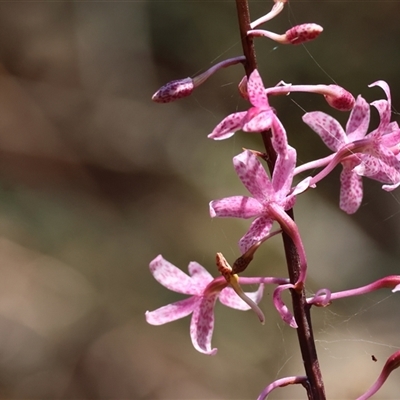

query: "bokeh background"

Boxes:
[0, 0, 399, 398]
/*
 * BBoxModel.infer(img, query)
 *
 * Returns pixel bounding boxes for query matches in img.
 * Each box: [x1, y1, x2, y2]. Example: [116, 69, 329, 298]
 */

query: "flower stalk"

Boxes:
[234, 1, 326, 398]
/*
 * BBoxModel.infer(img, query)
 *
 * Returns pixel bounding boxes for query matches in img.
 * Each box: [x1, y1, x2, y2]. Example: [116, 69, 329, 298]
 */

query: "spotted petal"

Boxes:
[242, 109, 274, 132]
[190, 294, 218, 355]
[210, 196, 263, 219]
[247, 69, 269, 108]
[380, 125, 400, 147]
[271, 116, 289, 155]
[346, 95, 370, 140]
[208, 111, 246, 140]
[356, 155, 400, 190]
[239, 216, 274, 253]
[234, 150, 273, 202]
[188, 261, 214, 289]
[303, 111, 347, 151]
[369, 81, 391, 130]
[145, 296, 199, 325]
[339, 162, 363, 214]
[150, 255, 203, 295]
[272, 146, 296, 201]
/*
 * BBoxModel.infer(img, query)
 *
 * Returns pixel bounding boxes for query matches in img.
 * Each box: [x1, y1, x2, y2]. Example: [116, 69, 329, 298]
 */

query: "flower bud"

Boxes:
[152, 56, 245, 104]
[152, 77, 194, 103]
[324, 84, 355, 111]
[285, 23, 323, 45]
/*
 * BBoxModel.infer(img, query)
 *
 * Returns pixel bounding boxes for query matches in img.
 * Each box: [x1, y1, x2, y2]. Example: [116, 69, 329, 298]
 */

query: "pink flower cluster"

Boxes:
[147, 67, 400, 354]
[147, 1, 400, 398]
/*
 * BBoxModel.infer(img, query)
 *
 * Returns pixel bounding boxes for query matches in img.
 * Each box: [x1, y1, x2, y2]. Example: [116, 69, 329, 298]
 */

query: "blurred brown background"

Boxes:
[0, 1, 399, 399]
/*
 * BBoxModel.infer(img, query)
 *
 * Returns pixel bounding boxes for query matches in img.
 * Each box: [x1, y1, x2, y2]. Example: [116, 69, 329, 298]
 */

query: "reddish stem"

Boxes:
[234, 1, 326, 399]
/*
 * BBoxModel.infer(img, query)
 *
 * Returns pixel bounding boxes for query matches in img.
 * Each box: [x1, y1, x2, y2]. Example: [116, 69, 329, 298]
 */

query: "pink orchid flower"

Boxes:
[208, 69, 276, 140]
[145, 255, 264, 355]
[209, 147, 298, 253]
[302, 81, 400, 213]
[353, 81, 400, 190]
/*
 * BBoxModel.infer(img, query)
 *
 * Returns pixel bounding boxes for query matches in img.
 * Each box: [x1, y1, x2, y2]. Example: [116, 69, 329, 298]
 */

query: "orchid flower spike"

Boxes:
[145, 255, 265, 355]
[152, 56, 245, 103]
[248, 23, 323, 46]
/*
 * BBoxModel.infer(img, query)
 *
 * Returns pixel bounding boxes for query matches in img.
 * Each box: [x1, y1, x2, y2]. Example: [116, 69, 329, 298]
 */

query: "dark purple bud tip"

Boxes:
[152, 77, 194, 103]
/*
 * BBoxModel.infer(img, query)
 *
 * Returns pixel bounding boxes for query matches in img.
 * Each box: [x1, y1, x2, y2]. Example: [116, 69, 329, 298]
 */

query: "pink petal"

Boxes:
[346, 95, 370, 140]
[302, 111, 347, 151]
[239, 216, 274, 253]
[234, 150, 273, 202]
[272, 146, 296, 201]
[376, 144, 400, 171]
[292, 176, 313, 195]
[209, 196, 263, 219]
[247, 69, 269, 108]
[150, 255, 199, 295]
[271, 116, 289, 155]
[190, 294, 218, 355]
[188, 262, 213, 289]
[371, 99, 391, 130]
[339, 164, 363, 214]
[219, 284, 264, 310]
[208, 111, 246, 140]
[358, 154, 400, 188]
[354, 155, 381, 177]
[380, 126, 400, 147]
[369, 80, 391, 105]
[145, 296, 199, 325]
[383, 180, 400, 192]
[369, 81, 392, 130]
[242, 109, 273, 132]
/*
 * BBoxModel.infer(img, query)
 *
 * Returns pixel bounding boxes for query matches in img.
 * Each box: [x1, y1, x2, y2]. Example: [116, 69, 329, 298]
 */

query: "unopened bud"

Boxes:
[152, 78, 194, 103]
[152, 56, 245, 104]
[248, 23, 322, 46]
[285, 23, 323, 45]
[324, 85, 355, 111]
[265, 83, 355, 111]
